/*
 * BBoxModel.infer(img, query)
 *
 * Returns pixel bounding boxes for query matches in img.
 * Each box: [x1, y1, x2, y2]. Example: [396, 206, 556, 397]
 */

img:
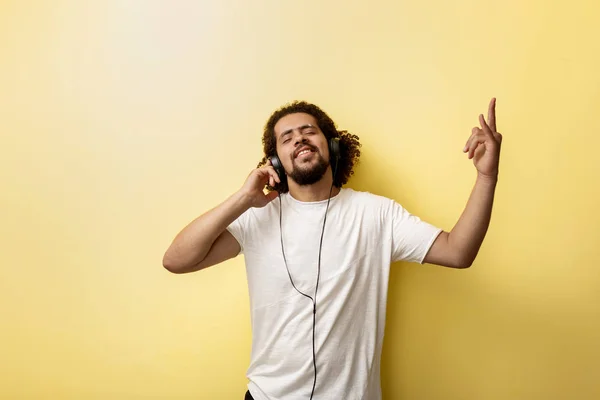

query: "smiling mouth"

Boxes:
[294, 145, 316, 158]
[296, 149, 313, 157]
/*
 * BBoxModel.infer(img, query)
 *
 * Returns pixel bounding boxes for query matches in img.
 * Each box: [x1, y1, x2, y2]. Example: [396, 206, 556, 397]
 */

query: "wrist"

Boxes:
[476, 172, 498, 185]
[232, 189, 254, 210]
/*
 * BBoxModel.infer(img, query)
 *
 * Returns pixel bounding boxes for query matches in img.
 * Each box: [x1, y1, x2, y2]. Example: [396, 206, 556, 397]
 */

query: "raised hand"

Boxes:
[463, 98, 503, 179]
[239, 159, 281, 208]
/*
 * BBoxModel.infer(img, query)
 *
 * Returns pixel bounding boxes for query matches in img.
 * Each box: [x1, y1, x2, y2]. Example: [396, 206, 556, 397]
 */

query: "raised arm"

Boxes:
[424, 98, 503, 268]
[162, 161, 281, 274]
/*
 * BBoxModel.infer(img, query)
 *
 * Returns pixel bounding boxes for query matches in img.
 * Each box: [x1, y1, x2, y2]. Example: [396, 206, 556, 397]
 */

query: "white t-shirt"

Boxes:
[226, 187, 442, 400]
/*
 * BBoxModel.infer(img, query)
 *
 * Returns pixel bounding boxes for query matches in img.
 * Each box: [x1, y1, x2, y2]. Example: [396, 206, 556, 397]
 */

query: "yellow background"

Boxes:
[1, 0, 599, 399]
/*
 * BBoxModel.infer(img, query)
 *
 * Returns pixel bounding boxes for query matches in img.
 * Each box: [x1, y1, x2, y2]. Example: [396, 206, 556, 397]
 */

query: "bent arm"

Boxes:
[424, 174, 497, 268]
[162, 191, 250, 274]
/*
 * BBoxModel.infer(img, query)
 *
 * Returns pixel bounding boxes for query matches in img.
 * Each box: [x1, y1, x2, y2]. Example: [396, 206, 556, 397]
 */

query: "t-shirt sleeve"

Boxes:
[390, 200, 443, 264]
[225, 210, 250, 255]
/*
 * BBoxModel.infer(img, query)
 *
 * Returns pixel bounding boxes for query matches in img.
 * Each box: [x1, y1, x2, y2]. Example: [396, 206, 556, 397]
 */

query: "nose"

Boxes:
[293, 132, 309, 146]
[294, 137, 308, 146]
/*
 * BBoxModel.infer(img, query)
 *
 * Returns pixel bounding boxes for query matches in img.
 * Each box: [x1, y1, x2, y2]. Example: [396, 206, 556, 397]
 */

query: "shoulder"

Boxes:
[341, 187, 396, 207]
[339, 188, 400, 218]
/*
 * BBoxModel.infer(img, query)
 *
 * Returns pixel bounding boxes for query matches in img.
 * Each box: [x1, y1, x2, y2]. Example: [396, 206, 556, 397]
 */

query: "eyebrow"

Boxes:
[279, 124, 315, 139]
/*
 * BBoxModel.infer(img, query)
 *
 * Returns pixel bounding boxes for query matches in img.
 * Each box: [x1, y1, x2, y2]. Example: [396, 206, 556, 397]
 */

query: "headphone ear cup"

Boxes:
[329, 137, 340, 161]
[329, 137, 341, 182]
[269, 155, 286, 181]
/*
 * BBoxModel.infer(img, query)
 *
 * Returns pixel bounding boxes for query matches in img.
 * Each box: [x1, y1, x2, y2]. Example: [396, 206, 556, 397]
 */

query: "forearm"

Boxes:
[448, 174, 498, 266]
[163, 190, 251, 270]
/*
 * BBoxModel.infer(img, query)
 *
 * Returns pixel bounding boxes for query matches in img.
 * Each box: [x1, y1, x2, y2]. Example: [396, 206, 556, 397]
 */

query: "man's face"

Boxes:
[274, 112, 330, 186]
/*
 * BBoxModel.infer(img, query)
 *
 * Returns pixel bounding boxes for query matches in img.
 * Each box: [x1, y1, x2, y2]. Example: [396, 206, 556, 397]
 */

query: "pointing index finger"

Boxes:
[488, 97, 497, 132]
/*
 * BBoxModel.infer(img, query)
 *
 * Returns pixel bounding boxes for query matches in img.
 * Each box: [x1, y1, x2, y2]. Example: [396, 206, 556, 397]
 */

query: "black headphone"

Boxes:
[270, 136, 341, 400]
[269, 137, 341, 182]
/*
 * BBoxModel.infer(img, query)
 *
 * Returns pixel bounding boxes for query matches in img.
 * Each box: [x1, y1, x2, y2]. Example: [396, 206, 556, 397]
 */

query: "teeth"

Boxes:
[298, 149, 311, 156]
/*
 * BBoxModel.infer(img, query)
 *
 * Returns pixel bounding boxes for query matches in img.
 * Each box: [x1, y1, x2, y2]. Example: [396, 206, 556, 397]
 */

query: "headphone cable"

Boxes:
[278, 156, 339, 400]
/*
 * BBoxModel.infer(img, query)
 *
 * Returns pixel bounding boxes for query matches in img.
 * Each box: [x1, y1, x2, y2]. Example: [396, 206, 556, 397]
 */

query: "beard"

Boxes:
[287, 151, 330, 186]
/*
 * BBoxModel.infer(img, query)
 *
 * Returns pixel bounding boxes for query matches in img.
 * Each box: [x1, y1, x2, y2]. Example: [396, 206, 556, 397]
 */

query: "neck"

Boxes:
[287, 169, 341, 202]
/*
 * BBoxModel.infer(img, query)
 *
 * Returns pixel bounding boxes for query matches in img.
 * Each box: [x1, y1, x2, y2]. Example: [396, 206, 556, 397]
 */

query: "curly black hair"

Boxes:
[257, 101, 362, 193]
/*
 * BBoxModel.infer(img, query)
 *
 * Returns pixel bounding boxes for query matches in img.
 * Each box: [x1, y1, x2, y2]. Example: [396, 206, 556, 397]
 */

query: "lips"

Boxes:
[294, 145, 315, 158]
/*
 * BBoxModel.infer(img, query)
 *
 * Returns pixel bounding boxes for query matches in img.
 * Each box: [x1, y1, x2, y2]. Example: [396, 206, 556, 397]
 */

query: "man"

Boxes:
[162, 99, 502, 400]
